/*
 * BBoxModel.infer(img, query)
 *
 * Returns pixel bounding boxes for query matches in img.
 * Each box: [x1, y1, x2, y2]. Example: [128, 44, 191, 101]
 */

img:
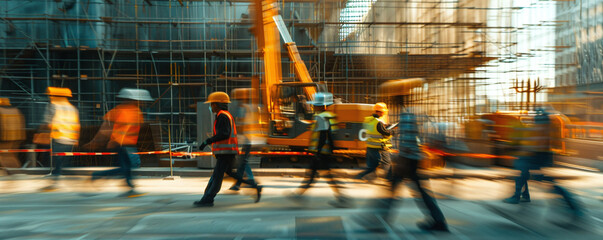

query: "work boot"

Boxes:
[520, 192, 531, 203]
[503, 195, 520, 204]
[417, 220, 449, 232]
[193, 200, 214, 207]
[254, 185, 263, 203]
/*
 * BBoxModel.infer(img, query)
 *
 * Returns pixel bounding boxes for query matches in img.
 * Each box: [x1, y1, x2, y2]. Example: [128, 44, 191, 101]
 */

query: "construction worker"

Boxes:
[228, 89, 258, 191]
[0, 98, 26, 169]
[354, 102, 394, 181]
[86, 88, 152, 197]
[354, 107, 448, 232]
[503, 107, 583, 221]
[194, 91, 262, 207]
[40, 87, 80, 191]
[286, 92, 352, 208]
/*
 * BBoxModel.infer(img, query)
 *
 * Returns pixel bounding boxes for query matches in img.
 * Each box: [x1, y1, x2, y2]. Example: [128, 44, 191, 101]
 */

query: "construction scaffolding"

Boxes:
[0, 0, 564, 150]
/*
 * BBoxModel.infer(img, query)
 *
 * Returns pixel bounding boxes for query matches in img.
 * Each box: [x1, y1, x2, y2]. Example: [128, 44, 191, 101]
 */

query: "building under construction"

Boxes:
[1, 0, 599, 166]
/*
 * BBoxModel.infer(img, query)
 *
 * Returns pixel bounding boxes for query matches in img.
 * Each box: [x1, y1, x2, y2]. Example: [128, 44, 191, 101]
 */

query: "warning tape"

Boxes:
[53, 152, 117, 156]
[1, 148, 517, 159]
[0, 149, 51, 153]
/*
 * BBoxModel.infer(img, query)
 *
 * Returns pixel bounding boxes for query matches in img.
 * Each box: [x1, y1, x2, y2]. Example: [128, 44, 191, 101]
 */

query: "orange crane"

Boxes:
[249, 0, 372, 165]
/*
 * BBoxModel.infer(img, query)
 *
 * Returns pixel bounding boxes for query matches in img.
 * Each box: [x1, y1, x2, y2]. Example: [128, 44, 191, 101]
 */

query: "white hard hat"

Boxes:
[117, 88, 153, 101]
[307, 92, 334, 106]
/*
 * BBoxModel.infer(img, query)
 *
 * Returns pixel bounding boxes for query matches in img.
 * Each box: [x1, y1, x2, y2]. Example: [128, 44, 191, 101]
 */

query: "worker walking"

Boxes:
[354, 102, 394, 181]
[355, 108, 448, 232]
[85, 88, 152, 197]
[0, 98, 26, 170]
[194, 91, 262, 207]
[228, 89, 258, 191]
[503, 107, 583, 221]
[286, 92, 352, 208]
[40, 87, 80, 191]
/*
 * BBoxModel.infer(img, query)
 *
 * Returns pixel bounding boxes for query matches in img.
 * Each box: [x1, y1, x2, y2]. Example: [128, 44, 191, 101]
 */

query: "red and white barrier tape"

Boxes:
[53, 152, 117, 156]
[1, 148, 517, 159]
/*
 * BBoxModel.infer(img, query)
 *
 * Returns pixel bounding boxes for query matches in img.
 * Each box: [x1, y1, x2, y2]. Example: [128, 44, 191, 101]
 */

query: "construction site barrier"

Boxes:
[1, 148, 517, 160]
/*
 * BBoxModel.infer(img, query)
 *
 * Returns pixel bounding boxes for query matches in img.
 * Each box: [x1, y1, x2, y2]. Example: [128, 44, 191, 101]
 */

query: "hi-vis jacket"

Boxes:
[212, 110, 239, 155]
[105, 103, 143, 146]
[47, 100, 80, 145]
[308, 111, 337, 154]
[364, 115, 392, 149]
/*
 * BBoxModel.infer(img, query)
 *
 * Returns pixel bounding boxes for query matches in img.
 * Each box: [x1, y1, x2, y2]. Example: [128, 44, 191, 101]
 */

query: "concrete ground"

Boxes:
[0, 167, 601, 240]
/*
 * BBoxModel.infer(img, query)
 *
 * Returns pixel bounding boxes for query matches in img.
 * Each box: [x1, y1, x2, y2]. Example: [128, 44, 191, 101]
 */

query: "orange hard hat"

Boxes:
[46, 87, 72, 97]
[231, 88, 251, 100]
[373, 102, 388, 112]
[205, 91, 231, 103]
[0, 98, 10, 106]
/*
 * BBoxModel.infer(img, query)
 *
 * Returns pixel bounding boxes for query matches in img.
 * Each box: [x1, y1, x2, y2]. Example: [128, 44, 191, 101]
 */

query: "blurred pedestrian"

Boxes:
[286, 92, 352, 208]
[40, 87, 80, 191]
[85, 88, 151, 197]
[228, 89, 258, 191]
[355, 108, 448, 232]
[0, 98, 26, 169]
[194, 91, 262, 207]
[503, 107, 583, 219]
[354, 102, 394, 181]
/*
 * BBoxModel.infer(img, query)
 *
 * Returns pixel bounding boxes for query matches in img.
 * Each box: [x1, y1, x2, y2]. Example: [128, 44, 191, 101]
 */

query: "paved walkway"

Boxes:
[0, 168, 601, 239]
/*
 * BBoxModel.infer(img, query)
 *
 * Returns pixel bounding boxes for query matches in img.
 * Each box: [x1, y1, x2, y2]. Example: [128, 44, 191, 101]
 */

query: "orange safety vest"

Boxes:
[105, 103, 143, 146]
[212, 110, 238, 155]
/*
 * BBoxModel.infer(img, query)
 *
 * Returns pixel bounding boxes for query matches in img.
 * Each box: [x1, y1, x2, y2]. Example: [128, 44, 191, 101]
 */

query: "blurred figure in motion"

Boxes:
[354, 102, 393, 182]
[85, 88, 151, 197]
[228, 89, 258, 191]
[286, 92, 352, 208]
[503, 107, 583, 219]
[355, 108, 448, 232]
[0, 98, 26, 170]
[195, 91, 262, 207]
[39, 87, 80, 191]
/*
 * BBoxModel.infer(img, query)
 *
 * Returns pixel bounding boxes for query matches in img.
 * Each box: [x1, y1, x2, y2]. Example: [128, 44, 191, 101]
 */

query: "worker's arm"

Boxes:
[204, 114, 231, 144]
[82, 121, 113, 150]
[377, 121, 393, 136]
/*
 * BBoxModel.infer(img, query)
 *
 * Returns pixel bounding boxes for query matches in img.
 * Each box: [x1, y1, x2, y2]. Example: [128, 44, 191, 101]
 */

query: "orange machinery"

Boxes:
[247, 0, 372, 165]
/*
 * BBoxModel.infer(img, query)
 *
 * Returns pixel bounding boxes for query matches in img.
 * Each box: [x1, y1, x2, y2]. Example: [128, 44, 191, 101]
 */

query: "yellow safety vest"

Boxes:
[308, 111, 337, 154]
[364, 116, 392, 149]
[50, 101, 80, 145]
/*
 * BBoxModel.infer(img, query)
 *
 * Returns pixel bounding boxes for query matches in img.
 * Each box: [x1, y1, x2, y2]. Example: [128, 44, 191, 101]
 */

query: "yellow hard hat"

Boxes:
[205, 91, 231, 103]
[46, 87, 72, 97]
[373, 102, 388, 112]
[0, 98, 10, 106]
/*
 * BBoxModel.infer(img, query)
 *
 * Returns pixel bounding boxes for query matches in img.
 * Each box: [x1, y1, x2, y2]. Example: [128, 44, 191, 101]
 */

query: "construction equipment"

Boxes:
[248, 0, 373, 166]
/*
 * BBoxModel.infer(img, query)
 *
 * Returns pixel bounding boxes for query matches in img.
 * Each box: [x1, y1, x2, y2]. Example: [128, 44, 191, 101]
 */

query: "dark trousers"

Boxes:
[92, 146, 137, 188]
[356, 148, 392, 180]
[233, 144, 255, 187]
[513, 152, 582, 214]
[50, 141, 74, 177]
[387, 156, 446, 224]
[298, 154, 342, 197]
[200, 154, 258, 204]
